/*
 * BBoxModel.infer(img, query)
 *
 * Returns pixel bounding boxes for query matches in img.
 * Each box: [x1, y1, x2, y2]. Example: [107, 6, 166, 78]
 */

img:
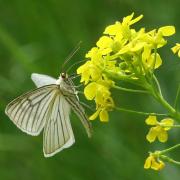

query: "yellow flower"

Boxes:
[171, 43, 180, 57]
[145, 115, 157, 125]
[85, 47, 103, 63]
[144, 153, 165, 171]
[104, 13, 143, 40]
[84, 80, 112, 100]
[145, 116, 174, 143]
[122, 12, 143, 26]
[77, 14, 177, 125]
[84, 81, 114, 122]
[89, 99, 113, 122]
[158, 26, 175, 36]
[89, 95, 114, 122]
[77, 61, 102, 85]
[141, 26, 175, 49]
[142, 51, 162, 70]
[118, 41, 145, 55]
[104, 21, 122, 36]
[96, 36, 113, 54]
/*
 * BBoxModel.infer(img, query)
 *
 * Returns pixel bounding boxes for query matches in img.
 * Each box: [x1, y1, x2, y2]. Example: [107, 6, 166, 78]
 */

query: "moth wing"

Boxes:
[5, 85, 58, 136]
[65, 95, 92, 138]
[31, 73, 57, 88]
[43, 94, 75, 157]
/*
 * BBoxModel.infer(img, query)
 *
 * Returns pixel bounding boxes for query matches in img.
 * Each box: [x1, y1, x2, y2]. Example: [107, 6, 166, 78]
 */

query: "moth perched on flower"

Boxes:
[5, 72, 92, 157]
[4, 12, 180, 171]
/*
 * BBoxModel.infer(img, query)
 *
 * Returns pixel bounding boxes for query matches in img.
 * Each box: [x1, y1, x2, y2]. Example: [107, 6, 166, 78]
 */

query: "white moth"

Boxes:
[5, 73, 92, 157]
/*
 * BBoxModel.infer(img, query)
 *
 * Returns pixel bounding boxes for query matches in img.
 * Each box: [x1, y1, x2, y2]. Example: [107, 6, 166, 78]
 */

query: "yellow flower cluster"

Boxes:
[101, 13, 175, 77]
[171, 43, 180, 57]
[84, 79, 114, 122]
[145, 116, 174, 143]
[77, 13, 175, 121]
[144, 152, 165, 171]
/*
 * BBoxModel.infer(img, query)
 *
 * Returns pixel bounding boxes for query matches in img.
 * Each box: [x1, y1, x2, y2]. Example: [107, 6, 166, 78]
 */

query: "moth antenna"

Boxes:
[61, 41, 82, 73]
[79, 101, 94, 112]
[66, 59, 88, 73]
[69, 73, 80, 79]
[68, 84, 83, 88]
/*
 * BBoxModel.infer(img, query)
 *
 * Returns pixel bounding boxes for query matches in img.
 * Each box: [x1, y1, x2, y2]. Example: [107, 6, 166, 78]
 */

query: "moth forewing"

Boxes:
[66, 96, 93, 138]
[5, 85, 58, 136]
[60, 78, 93, 138]
[43, 93, 75, 157]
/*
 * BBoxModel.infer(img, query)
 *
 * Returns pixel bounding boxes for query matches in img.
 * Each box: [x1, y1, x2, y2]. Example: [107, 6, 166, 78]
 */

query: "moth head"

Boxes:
[60, 72, 68, 79]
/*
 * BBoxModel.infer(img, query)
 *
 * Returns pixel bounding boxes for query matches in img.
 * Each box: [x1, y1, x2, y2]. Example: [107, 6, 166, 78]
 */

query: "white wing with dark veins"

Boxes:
[31, 73, 57, 87]
[5, 85, 58, 136]
[6, 72, 90, 157]
[43, 93, 75, 157]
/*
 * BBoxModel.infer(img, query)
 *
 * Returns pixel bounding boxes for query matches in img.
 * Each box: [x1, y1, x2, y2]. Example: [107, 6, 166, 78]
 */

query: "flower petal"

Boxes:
[90, 67, 101, 81]
[157, 129, 168, 142]
[104, 22, 122, 35]
[99, 109, 109, 122]
[144, 156, 153, 169]
[158, 160, 165, 170]
[142, 45, 151, 61]
[146, 127, 158, 143]
[85, 47, 98, 58]
[151, 158, 162, 171]
[178, 50, 180, 57]
[158, 26, 175, 36]
[145, 115, 158, 125]
[89, 109, 101, 120]
[160, 118, 174, 130]
[146, 53, 162, 69]
[171, 43, 180, 57]
[84, 82, 97, 100]
[129, 14, 143, 25]
[122, 12, 134, 25]
[96, 36, 113, 49]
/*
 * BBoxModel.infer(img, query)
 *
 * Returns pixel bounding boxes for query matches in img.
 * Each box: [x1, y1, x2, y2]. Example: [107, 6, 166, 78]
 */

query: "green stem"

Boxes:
[149, 75, 180, 121]
[167, 158, 180, 165]
[152, 74, 162, 96]
[115, 107, 167, 116]
[174, 84, 180, 110]
[160, 155, 180, 165]
[162, 125, 180, 128]
[172, 125, 180, 128]
[155, 93, 180, 120]
[160, 144, 180, 154]
[104, 65, 180, 121]
[113, 85, 149, 94]
[158, 144, 180, 165]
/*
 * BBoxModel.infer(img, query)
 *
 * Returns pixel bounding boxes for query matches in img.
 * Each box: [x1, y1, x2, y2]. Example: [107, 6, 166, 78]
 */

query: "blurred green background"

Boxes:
[0, 0, 180, 179]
